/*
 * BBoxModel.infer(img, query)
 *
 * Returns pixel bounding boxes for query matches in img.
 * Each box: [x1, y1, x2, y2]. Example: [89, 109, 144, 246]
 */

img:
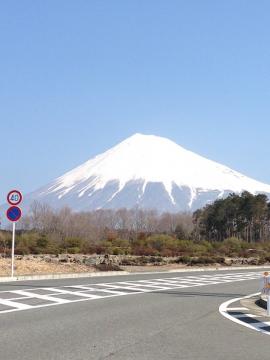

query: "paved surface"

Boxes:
[0, 269, 269, 360]
[0, 271, 261, 315]
[220, 293, 270, 335]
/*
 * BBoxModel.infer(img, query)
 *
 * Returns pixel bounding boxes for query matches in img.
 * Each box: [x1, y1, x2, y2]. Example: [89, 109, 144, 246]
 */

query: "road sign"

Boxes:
[6, 206, 22, 222]
[6, 190, 23, 278]
[7, 190, 23, 206]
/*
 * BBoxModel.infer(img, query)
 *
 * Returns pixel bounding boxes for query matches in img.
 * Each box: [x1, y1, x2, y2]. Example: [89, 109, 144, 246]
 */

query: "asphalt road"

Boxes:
[0, 269, 269, 360]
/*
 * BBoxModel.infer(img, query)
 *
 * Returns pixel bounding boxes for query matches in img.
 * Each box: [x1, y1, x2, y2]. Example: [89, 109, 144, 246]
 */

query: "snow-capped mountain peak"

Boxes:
[27, 133, 270, 212]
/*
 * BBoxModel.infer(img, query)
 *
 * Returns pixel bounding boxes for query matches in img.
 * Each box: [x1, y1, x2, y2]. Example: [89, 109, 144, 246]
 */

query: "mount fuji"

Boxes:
[23, 133, 270, 213]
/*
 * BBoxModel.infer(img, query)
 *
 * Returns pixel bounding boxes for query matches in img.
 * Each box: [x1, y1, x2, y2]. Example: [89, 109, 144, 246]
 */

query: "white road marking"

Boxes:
[0, 271, 266, 316]
[0, 298, 32, 310]
[63, 285, 99, 291]
[93, 283, 148, 292]
[45, 288, 103, 299]
[232, 313, 258, 319]
[219, 293, 270, 335]
[90, 289, 127, 295]
[12, 290, 71, 304]
[139, 279, 189, 287]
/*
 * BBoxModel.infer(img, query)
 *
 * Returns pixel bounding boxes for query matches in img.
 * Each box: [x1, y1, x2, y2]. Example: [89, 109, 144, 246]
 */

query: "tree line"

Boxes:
[193, 191, 270, 242]
[0, 192, 270, 257]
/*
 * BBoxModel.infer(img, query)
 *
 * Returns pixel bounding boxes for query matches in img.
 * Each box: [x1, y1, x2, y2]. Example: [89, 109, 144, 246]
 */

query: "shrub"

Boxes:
[36, 235, 49, 249]
[67, 247, 81, 254]
[176, 256, 192, 264]
[146, 234, 177, 252]
[189, 256, 216, 265]
[177, 240, 197, 254]
[220, 237, 247, 256]
[132, 246, 158, 256]
[160, 248, 174, 257]
[94, 263, 122, 271]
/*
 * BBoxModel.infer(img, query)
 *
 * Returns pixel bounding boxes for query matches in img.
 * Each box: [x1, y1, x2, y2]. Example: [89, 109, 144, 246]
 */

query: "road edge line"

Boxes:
[219, 292, 270, 335]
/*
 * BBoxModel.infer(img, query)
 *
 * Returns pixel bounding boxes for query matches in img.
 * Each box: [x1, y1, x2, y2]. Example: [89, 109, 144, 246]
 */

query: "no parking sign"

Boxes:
[6, 189, 23, 277]
[6, 206, 22, 222]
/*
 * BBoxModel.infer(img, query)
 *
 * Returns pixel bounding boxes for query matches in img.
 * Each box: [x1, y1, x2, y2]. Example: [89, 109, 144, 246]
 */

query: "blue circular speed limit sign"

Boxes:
[7, 190, 23, 206]
[6, 206, 22, 222]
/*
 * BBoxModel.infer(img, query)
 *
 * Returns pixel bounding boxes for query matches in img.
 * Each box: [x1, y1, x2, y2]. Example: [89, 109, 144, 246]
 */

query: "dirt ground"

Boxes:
[0, 258, 95, 276]
[0, 258, 221, 277]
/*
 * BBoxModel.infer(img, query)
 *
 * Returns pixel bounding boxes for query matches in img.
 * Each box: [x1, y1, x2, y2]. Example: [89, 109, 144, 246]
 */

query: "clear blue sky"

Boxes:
[1, 1, 270, 204]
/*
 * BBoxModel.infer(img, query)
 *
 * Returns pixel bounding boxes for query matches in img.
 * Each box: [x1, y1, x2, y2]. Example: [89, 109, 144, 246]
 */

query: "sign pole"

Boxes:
[11, 222, 16, 278]
[268, 294, 270, 317]
[6, 189, 23, 278]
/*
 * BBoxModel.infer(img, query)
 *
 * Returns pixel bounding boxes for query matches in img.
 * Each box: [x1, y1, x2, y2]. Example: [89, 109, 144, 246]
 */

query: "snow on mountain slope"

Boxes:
[25, 133, 270, 212]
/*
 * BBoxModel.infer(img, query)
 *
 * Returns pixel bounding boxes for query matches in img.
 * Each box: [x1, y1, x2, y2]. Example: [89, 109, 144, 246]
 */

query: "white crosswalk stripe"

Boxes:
[0, 271, 264, 315]
[0, 298, 32, 310]
[12, 290, 71, 304]
[45, 288, 103, 299]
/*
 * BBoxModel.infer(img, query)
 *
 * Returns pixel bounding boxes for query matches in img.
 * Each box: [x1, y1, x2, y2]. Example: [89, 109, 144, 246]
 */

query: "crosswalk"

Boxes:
[219, 292, 270, 335]
[0, 271, 262, 315]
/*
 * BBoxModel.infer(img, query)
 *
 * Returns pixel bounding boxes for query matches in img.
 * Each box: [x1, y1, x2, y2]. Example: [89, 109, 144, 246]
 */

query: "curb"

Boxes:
[0, 271, 130, 283]
[0, 264, 270, 283]
[130, 265, 270, 276]
[219, 293, 270, 335]
[240, 295, 267, 316]
[169, 265, 270, 273]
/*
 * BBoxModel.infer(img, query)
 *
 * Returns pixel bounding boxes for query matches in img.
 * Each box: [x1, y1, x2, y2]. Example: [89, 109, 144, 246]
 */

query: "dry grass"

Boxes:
[0, 258, 95, 276]
[0, 258, 223, 277]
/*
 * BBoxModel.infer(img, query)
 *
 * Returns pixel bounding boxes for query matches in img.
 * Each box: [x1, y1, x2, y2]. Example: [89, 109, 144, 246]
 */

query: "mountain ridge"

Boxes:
[20, 133, 270, 213]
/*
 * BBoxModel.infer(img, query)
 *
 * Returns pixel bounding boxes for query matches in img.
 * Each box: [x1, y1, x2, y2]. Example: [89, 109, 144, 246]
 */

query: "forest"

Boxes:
[0, 192, 270, 260]
[193, 191, 270, 243]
